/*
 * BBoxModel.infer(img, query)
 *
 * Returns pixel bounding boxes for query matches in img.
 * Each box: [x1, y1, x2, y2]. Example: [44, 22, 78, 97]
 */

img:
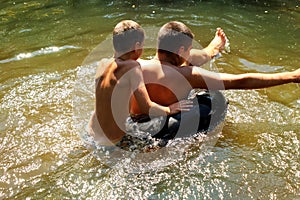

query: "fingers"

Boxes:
[179, 99, 193, 106]
[169, 100, 193, 114]
[178, 100, 193, 111]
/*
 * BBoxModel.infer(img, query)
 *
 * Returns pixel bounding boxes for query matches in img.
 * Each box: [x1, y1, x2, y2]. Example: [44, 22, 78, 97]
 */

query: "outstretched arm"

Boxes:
[188, 67, 300, 90]
[220, 69, 300, 90]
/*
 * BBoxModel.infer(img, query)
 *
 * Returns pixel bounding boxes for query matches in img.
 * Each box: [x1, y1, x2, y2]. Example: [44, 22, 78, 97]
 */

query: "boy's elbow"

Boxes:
[138, 102, 152, 114]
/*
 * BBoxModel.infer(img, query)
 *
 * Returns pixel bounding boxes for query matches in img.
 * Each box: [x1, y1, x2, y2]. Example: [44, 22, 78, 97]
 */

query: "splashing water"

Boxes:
[1, 1, 299, 199]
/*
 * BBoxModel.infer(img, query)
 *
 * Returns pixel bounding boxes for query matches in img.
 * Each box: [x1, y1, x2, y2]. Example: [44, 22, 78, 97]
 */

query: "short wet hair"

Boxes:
[157, 21, 194, 54]
[113, 20, 145, 54]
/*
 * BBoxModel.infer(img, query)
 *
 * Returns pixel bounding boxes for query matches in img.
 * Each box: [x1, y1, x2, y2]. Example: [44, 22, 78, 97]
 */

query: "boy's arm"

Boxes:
[187, 49, 211, 66]
[188, 67, 300, 90]
[220, 69, 300, 89]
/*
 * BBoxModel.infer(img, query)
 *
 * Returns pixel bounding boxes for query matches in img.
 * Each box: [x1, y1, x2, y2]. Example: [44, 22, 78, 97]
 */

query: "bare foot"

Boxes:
[205, 28, 228, 58]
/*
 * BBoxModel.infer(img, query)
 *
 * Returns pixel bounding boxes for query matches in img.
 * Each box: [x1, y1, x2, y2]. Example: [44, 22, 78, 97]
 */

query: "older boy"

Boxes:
[130, 21, 300, 139]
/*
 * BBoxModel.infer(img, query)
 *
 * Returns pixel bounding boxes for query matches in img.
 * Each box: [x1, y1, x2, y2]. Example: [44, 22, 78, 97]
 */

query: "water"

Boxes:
[1, 0, 300, 199]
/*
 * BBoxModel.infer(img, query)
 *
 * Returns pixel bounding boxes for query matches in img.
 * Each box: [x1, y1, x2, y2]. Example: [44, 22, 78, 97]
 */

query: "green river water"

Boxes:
[1, 0, 300, 199]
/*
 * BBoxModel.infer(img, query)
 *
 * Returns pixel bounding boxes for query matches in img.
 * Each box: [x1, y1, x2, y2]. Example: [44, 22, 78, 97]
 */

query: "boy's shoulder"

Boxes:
[95, 58, 114, 79]
[95, 58, 142, 79]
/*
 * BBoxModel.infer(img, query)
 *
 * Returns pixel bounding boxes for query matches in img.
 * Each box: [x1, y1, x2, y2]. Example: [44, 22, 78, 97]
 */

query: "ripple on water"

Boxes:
[0, 45, 80, 64]
[255, 130, 300, 196]
[0, 69, 83, 198]
[1, 66, 299, 199]
[1, 0, 300, 199]
[224, 90, 299, 125]
[239, 58, 284, 72]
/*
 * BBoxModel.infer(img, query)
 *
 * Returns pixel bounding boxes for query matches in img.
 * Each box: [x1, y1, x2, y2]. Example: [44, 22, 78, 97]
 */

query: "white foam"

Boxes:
[0, 45, 80, 63]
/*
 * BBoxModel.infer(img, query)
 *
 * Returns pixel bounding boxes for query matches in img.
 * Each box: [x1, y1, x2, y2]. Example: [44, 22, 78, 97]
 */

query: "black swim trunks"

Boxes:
[129, 90, 228, 141]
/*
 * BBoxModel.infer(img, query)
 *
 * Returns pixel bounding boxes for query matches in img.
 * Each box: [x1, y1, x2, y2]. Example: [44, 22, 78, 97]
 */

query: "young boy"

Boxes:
[88, 20, 191, 146]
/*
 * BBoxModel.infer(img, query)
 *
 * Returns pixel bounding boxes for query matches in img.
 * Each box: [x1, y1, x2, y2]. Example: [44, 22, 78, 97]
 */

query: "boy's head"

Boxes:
[157, 21, 194, 65]
[113, 20, 145, 57]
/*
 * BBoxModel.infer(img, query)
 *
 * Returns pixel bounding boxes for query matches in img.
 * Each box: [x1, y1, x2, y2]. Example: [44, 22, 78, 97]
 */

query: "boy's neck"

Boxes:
[115, 52, 137, 61]
[156, 52, 184, 66]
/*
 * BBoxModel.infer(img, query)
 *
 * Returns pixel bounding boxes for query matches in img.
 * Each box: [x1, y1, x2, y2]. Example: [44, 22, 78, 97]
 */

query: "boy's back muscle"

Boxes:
[93, 59, 141, 142]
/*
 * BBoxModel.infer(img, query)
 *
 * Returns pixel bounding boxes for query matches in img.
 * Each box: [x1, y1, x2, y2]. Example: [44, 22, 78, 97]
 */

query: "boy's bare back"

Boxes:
[89, 58, 144, 144]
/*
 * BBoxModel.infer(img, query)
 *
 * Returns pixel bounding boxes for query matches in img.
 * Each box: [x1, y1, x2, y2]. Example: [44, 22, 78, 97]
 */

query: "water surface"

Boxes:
[1, 0, 299, 199]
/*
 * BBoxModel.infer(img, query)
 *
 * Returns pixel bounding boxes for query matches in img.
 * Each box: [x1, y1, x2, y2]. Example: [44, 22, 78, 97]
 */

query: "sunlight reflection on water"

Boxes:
[1, 0, 300, 199]
[1, 66, 298, 199]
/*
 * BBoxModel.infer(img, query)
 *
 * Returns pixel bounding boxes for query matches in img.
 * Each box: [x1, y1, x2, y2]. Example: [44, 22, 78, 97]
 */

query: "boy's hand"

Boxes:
[293, 68, 300, 83]
[168, 100, 193, 115]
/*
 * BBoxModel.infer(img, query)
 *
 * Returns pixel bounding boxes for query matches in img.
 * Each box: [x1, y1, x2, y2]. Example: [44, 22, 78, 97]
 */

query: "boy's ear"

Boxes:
[177, 46, 185, 56]
[134, 42, 142, 51]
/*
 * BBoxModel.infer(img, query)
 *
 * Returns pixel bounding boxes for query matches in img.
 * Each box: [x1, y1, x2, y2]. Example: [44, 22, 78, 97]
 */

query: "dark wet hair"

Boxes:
[113, 20, 145, 54]
[157, 21, 194, 54]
